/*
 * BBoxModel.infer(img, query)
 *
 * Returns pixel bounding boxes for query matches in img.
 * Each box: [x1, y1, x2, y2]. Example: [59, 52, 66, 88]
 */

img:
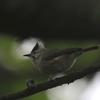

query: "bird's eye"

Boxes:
[31, 55, 35, 59]
[33, 52, 36, 54]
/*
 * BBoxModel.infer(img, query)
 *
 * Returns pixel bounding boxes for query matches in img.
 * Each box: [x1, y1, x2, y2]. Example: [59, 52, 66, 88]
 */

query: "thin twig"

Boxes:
[0, 63, 100, 100]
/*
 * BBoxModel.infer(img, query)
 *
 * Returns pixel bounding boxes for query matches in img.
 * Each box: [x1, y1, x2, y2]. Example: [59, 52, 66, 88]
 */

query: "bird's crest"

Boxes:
[31, 42, 44, 53]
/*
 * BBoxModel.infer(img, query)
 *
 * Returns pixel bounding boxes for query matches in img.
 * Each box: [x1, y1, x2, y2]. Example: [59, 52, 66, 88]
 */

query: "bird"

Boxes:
[23, 42, 99, 80]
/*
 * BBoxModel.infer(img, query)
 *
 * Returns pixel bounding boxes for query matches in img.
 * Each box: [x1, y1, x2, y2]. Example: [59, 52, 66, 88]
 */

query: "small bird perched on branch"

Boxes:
[24, 42, 99, 79]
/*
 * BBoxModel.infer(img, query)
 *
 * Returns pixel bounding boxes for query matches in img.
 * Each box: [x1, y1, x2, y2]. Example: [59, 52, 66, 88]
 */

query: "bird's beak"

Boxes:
[23, 54, 30, 57]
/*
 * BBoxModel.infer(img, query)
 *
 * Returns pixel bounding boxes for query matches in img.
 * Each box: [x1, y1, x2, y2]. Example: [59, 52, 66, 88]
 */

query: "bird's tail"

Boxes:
[83, 45, 100, 52]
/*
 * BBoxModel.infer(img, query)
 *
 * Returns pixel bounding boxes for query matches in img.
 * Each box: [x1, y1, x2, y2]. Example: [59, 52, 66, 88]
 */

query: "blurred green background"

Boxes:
[0, 0, 100, 100]
[0, 35, 100, 100]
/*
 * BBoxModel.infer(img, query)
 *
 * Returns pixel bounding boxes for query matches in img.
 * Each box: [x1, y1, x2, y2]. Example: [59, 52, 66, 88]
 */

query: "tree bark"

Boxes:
[0, 63, 100, 100]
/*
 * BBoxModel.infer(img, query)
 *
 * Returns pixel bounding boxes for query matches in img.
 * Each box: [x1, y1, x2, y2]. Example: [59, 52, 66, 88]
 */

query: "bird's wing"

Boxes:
[42, 48, 82, 61]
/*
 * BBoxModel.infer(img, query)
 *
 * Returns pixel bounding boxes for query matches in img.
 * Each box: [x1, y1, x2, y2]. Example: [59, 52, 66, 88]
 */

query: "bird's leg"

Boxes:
[49, 74, 57, 81]
[66, 68, 74, 75]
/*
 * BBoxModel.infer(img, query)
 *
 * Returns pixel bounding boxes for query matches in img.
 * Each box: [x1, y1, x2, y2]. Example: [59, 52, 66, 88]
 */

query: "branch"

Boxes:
[0, 63, 100, 100]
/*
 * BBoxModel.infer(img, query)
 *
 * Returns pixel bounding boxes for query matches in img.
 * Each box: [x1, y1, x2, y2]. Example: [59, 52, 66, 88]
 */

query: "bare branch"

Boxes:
[0, 63, 100, 100]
